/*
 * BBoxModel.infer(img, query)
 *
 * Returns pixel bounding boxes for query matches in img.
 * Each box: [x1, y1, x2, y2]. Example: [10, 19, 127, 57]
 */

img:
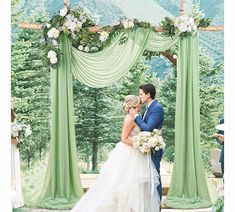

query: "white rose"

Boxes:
[122, 20, 129, 28]
[78, 45, 84, 50]
[188, 17, 195, 25]
[140, 131, 151, 137]
[59, 7, 68, 17]
[128, 20, 134, 28]
[46, 23, 51, 28]
[50, 56, 58, 64]
[52, 39, 58, 46]
[47, 28, 60, 39]
[47, 50, 57, 58]
[173, 54, 177, 59]
[178, 24, 188, 32]
[187, 26, 192, 32]
[99, 31, 109, 42]
[192, 24, 198, 31]
[84, 46, 90, 52]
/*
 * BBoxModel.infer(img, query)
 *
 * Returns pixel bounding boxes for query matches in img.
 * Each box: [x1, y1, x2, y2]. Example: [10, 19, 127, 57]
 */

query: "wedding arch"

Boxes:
[18, 0, 223, 209]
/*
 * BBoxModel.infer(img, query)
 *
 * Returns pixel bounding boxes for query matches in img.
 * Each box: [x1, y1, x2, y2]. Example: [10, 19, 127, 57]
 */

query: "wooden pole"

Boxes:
[179, 0, 187, 16]
[17, 22, 224, 32]
[64, 0, 69, 8]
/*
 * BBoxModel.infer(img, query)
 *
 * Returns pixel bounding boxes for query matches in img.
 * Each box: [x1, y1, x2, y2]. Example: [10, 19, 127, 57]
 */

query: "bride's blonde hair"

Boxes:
[123, 95, 140, 113]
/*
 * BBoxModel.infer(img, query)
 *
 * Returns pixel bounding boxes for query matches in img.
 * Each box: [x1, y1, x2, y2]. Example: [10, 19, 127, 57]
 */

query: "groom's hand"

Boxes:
[129, 107, 139, 118]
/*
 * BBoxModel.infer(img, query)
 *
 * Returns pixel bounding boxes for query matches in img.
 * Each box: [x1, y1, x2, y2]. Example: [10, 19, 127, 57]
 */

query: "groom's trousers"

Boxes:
[151, 149, 163, 201]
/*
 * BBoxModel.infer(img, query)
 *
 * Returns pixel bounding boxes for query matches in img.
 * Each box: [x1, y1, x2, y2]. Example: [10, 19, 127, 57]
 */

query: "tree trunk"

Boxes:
[179, 0, 186, 15]
[92, 141, 98, 172]
[27, 156, 31, 169]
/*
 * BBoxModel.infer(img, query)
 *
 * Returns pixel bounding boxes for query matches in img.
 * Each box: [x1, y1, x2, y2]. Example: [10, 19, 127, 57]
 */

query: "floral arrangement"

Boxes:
[11, 123, 32, 145]
[213, 184, 224, 212]
[160, 3, 211, 38]
[41, 6, 153, 67]
[132, 129, 166, 154]
[41, 3, 211, 67]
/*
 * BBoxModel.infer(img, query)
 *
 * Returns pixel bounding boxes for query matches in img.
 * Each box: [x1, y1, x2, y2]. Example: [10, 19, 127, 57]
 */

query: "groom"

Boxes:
[130, 83, 164, 201]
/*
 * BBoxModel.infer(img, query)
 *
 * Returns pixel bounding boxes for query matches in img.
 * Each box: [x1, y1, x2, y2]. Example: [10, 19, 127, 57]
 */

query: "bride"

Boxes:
[72, 95, 160, 212]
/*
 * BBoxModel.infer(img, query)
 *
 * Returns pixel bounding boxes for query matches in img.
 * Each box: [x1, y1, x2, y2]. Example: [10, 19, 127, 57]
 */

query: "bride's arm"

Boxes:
[121, 115, 134, 146]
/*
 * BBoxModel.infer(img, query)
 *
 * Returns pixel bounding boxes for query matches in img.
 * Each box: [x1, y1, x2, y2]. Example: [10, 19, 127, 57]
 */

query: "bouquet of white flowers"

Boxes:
[11, 123, 32, 145]
[132, 129, 166, 154]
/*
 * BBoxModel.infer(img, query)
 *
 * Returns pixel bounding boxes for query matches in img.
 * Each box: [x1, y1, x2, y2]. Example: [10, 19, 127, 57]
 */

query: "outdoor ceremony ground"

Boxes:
[18, 160, 223, 212]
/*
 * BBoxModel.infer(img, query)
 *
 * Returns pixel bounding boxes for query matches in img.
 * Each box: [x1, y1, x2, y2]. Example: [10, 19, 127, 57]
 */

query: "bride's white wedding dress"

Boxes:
[72, 126, 160, 212]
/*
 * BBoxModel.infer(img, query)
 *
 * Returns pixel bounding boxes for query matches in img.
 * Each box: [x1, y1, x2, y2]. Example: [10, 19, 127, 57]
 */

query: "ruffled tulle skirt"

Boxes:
[72, 142, 160, 212]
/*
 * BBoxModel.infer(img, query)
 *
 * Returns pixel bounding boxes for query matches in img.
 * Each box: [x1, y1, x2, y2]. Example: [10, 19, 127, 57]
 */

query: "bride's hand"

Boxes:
[129, 107, 138, 117]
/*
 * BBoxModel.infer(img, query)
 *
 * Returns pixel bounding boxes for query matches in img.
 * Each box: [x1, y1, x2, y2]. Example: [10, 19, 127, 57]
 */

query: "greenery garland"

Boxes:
[41, 4, 211, 68]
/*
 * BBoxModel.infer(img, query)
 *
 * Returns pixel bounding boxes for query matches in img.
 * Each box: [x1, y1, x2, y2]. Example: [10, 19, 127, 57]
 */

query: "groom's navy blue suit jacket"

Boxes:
[135, 99, 164, 131]
[134, 99, 164, 200]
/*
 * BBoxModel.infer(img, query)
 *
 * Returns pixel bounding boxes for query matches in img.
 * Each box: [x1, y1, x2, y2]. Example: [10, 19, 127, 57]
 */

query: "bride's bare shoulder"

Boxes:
[123, 114, 134, 123]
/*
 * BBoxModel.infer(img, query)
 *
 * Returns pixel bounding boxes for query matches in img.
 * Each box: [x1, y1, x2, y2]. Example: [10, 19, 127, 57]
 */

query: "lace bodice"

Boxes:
[128, 125, 140, 138]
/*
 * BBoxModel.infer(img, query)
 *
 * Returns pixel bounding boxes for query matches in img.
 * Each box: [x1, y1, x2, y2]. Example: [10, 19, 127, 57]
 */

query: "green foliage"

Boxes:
[160, 17, 177, 38]
[73, 81, 122, 171]
[11, 12, 51, 168]
[199, 49, 224, 172]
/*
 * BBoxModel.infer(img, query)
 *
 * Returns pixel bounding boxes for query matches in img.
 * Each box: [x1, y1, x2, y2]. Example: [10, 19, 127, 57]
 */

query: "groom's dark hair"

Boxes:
[139, 83, 156, 99]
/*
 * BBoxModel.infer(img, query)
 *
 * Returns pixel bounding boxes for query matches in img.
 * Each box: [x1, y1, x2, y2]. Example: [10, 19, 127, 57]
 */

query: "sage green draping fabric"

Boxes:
[165, 36, 212, 209]
[36, 34, 84, 209]
[71, 28, 179, 88]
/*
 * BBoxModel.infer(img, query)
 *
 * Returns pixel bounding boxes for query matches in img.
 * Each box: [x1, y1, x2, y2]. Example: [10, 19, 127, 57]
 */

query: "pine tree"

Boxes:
[11, 12, 51, 168]
[73, 82, 122, 172]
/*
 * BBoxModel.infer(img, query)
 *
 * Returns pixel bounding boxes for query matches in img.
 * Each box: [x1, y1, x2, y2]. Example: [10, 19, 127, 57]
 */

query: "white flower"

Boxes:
[84, 46, 90, 52]
[50, 56, 58, 64]
[59, 7, 68, 17]
[47, 27, 60, 39]
[192, 25, 198, 31]
[64, 19, 77, 32]
[79, 15, 86, 23]
[47, 50, 57, 59]
[140, 131, 151, 137]
[99, 31, 109, 42]
[112, 20, 120, 26]
[155, 146, 160, 151]
[52, 39, 58, 46]
[46, 23, 51, 28]
[78, 45, 84, 50]
[128, 20, 134, 28]
[175, 15, 198, 33]
[188, 17, 195, 25]
[122, 20, 129, 28]
[178, 24, 188, 32]
[76, 21, 83, 29]
[122, 20, 134, 28]
[173, 54, 177, 59]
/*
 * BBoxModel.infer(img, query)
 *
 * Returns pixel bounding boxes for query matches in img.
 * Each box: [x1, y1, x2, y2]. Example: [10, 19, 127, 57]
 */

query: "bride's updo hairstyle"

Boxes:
[123, 95, 140, 113]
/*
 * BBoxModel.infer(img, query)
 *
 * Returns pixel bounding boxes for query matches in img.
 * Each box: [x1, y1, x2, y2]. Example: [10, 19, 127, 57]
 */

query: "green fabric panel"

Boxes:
[70, 28, 178, 88]
[145, 30, 179, 52]
[36, 34, 84, 209]
[165, 36, 212, 209]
